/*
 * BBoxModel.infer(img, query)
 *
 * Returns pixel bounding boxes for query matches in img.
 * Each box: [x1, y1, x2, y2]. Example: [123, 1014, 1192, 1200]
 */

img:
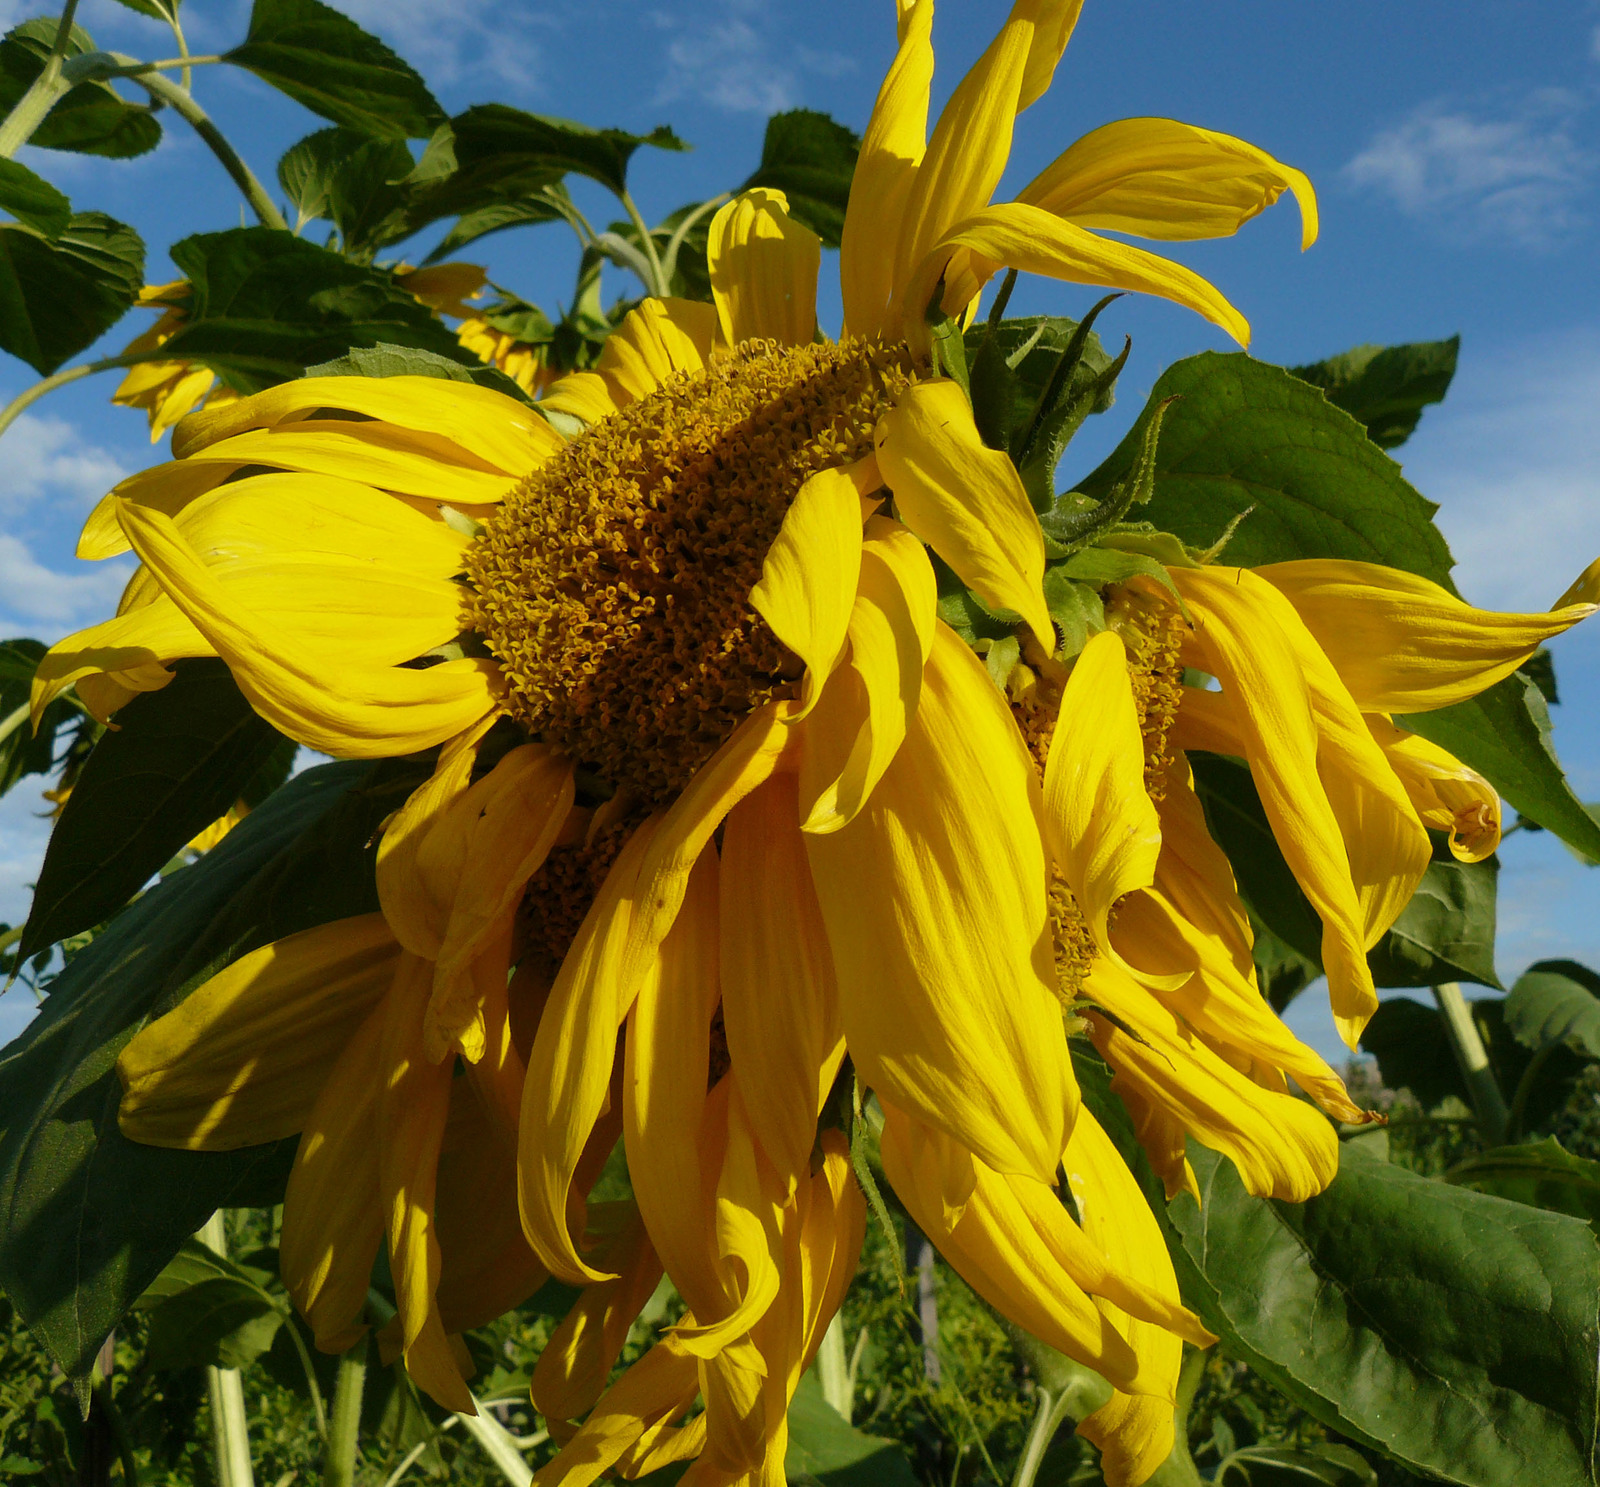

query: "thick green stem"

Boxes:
[1433, 981, 1510, 1144]
[0, 0, 80, 158]
[1010, 1387, 1077, 1487]
[100, 56, 225, 80]
[619, 189, 667, 298]
[129, 69, 287, 229]
[199, 1213, 255, 1487]
[322, 1336, 367, 1487]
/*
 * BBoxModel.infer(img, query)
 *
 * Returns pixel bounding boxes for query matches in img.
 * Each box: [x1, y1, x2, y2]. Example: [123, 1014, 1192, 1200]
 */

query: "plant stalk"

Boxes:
[455, 1394, 534, 1487]
[619, 188, 667, 298]
[0, 0, 81, 158]
[1433, 981, 1510, 1144]
[0, 356, 137, 441]
[322, 1335, 367, 1487]
[1011, 1387, 1076, 1487]
[199, 1212, 255, 1487]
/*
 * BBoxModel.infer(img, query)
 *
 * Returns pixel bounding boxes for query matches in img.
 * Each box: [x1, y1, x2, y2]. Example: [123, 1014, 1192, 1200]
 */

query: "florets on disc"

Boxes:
[466, 337, 916, 805]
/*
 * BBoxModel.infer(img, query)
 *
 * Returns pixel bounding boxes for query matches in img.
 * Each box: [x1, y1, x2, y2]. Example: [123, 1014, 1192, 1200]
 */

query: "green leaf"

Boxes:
[0, 210, 143, 374]
[275, 125, 416, 259]
[144, 1276, 283, 1370]
[739, 109, 859, 248]
[1400, 672, 1600, 864]
[436, 105, 685, 200]
[1074, 352, 1457, 588]
[1166, 1140, 1600, 1485]
[1217, 1443, 1379, 1487]
[420, 191, 571, 264]
[0, 638, 75, 798]
[1039, 568, 1107, 659]
[224, 0, 444, 139]
[303, 339, 532, 402]
[1504, 959, 1600, 1058]
[0, 758, 409, 1386]
[20, 659, 288, 958]
[783, 1371, 918, 1486]
[0, 158, 69, 238]
[0, 19, 161, 158]
[1290, 337, 1459, 451]
[157, 227, 473, 392]
[1449, 1138, 1600, 1233]
[108, 0, 176, 19]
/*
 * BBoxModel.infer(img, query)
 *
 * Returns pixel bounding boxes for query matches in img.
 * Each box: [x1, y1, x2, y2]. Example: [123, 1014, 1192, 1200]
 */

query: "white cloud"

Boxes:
[1344, 90, 1594, 247]
[654, 3, 852, 114]
[1403, 325, 1600, 611]
[329, 0, 544, 90]
[0, 535, 131, 631]
[0, 411, 127, 515]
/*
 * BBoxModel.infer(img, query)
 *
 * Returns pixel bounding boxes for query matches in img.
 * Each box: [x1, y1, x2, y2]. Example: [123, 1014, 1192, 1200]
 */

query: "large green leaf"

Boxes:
[137, 1239, 287, 1370]
[225, 0, 444, 139]
[1449, 1139, 1600, 1233]
[276, 126, 415, 260]
[156, 227, 472, 391]
[0, 20, 161, 158]
[739, 109, 860, 247]
[420, 192, 572, 264]
[1400, 674, 1600, 864]
[0, 158, 69, 238]
[1290, 337, 1458, 450]
[0, 211, 143, 374]
[1165, 1141, 1600, 1485]
[19, 660, 287, 958]
[1504, 960, 1600, 1058]
[0, 759, 414, 1384]
[784, 1371, 919, 1486]
[1074, 352, 1456, 589]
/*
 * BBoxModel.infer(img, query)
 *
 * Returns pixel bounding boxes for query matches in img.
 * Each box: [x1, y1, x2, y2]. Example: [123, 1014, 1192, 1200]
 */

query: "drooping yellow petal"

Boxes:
[595, 298, 720, 406]
[879, 1103, 1143, 1392]
[172, 374, 560, 475]
[708, 189, 821, 348]
[806, 623, 1074, 1182]
[1019, 118, 1318, 249]
[425, 744, 576, 1060]
[1367, 714, 1501, 862]
[375, 716, 497, 960]
[115, 498, 500, 759]
[118, 915, 399, 1149]
[623, 847, 725, 1319]
[79, 461, 236, 560]
[874, 378, 1053, 651]
[1085, 958, 1339, 1202]
[800, 515, 938, 833]
[900, 201, 1251, 349]
[1017, 0, 1084, 111]
[1044, 631, 1181, 988]
[539, 370, 616, 425]
[33, 598, 210, 721]
[1257, 558, 1600, 712]
[839, 0, 935, 338]
[378, 955, 472, 1413]
[721, 773, 845, 1191]
[749, 466, 863, 716]
[280, 995, 387, 1354]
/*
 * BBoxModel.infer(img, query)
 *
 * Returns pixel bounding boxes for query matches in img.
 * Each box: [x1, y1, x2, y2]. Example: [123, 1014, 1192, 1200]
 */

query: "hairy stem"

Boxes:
[0, 0, 81, 158]
[199, 1212, 255, 1487]
[322, 1336, 367, 1487]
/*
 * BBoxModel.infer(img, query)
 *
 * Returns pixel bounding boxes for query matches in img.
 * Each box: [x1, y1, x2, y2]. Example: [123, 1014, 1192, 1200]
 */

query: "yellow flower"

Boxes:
[455, 315, 553, 396]
[32, 0, 1439, 1477]
[393, 260, 489, 320]
[111, 282, 240, 443]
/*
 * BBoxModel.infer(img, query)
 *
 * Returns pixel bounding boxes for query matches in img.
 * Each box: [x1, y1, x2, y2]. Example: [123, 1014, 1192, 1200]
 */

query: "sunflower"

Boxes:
[33, 0, 1569, 1480]
[112, 281, 241, 442]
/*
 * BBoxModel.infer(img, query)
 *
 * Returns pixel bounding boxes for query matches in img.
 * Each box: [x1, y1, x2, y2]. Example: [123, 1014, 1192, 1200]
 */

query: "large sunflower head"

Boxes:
[40, 3, 1600, 1484]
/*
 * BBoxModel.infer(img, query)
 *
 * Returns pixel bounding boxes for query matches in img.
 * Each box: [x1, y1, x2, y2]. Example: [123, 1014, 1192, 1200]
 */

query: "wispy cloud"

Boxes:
[653, 2, 853, 115]
[0, 411, 127, 515]
[0, 535, 131, 631]
[1343, 90, 1594, 247]
[330, 0, 545, 93]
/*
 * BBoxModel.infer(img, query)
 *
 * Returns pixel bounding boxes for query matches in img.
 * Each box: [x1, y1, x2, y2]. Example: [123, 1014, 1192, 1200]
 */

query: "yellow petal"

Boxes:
[805, 623, 1074, 1182]
[1257, 558, 1599, 713]
[721, 773, 845, 1191]
[34, 598, 210, 722]
[800, 515, 939, 833]
[375, 715, 497, 960]
[280, 995, 387, 1353]
[1017, 0, 1085, 111]
[749, 466, 863, 717]
[1018, 118, 1318, 249]
[596, 298, 720, 406]
[1085, 958, 1339, 1201]
[879, 1103, 1143, 1392]
[172, 374, 559, 475]
[539, 370, 616, 425]
[1044, 632, 1179, 987]
[378, 955, 472, 1412]
[115, 498, 500, 759]
[118, 915, 399, 1149]
[426, 744, 575, 1060]
[708, 189, 821, 347]
[874, 378, 1053, 651]
[840, 0, 935, 338]
[899, 201, 1251, 349]
[623, 847, 725, 1319]
[79, 461, 236, 560]
[1367, 714, 1501, 862]
[1079, 1393, 1177, 1487]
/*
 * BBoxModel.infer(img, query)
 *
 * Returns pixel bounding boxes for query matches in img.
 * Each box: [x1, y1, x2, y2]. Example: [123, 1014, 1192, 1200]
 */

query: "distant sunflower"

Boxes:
[111, 282, 240, 442]
[35, 1, 1581, 1482]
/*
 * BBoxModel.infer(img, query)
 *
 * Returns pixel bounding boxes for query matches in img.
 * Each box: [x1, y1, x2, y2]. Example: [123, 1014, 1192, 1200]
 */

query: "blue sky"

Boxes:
[1, 0, 1598, 1060]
